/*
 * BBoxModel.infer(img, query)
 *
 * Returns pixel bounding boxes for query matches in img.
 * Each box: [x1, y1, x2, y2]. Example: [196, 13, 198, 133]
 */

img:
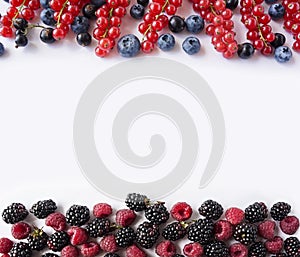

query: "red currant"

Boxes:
[96, 16, 109, 29]
[165, 4, 177, 15]
[108, 26, 120, 39]
[52, 28, 67, 40]
[141, 40, 154, 53]
[99, 37, 112, 50]
[146, 31, 158, 43]
[151, 20, 163, 31]
[95, 46, 109, 57]
[110, 16, 121, 27]
[113, 6, 126, 17]
[0, 26, 13, 37]
[21, 8, 35, 20]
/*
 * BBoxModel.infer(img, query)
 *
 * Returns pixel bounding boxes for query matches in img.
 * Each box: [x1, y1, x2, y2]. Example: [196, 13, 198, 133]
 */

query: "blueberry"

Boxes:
[225, 0, 238, 10]
[268, 3, 285, 20]
[265, 0, 277, 4]
[169, 15, 186, 33]
[237, 42, 255, 59]
[0, 42, 5, 56]
[182, 36, 201, 55]
[185, 15, 204, 34]
[90, 0, 106, 7]
[270, 33, 286, 48]
[130, 4, 145, 19]
[76, 32, 92, 46]
[274, 46, 292, 63]
[40, 8, 56, 26]
[157, 33, 175, 51]
[137, 0, 149, 7]
[40, 27, 56, 44]
[71, 16, 90, 34]
[117, 34, 140, 57]
[40, 0, 50, 8]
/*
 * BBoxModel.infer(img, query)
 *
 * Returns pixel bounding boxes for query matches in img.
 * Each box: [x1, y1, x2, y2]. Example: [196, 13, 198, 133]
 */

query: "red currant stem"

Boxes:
[142, 24, 152, 41]
[100, 8, 114, 38]
[254, 15, 268, 47]
[209, 4, 218, 16]
[57, 0, 69, 26]
[10, 0, 27, 28]
[161, 0, 169, 12]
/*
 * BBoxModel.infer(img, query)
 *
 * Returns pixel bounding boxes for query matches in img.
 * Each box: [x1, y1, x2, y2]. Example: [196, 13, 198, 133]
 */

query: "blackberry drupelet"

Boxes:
[41, 254, 59, 257]
[249, 242, 267, 257]
[145, 203, 169, 225]
[136, 221, 160, 249]
[198, 200, 224, 220]
[2, 203, 29, 224]
[10, 242, 32, 257]
[104, 254, 120, 257]
[204, 241, 229, 257]
[86, 218, 111, 238]
[284, 237, 300, 257]
[233, 223, 257, 245]
[245, 202, 268, 223]
[115, 226, 136, 247]
[162, 222, 187, 241]
[271, 254, 287, 257]
[66, 204, 90, 226]
[187, 218, 214, 244]
[173, 255, 185, 257]
[47, 231, 70, 251]
[271, 202, 291, 221]
[30, 199, 57, 219]
[27, 228, 48, 250]
[125, 193, 149, 212]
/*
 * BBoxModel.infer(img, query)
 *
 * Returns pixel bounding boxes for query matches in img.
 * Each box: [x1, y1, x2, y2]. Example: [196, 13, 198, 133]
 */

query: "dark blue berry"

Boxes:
[157, 33, 175, 51]
[169, 15, 186, 33]
[117, 34, 140, 57]
[40, 28, 56, 44]
[40, 0, 50, 8]
[185, 15, 204, 34]
[40, 8, 56, 26]
[90, 0, 106, 7]
[182, 36, 201, 55]
[265, 0, 278, 4]
[130, 4, 145, 19]
[82, 4, 97, 19]
[226, 0, 238, 10]
[137, 0, 149, 7]
[270, 33, 286, 48]
[76, 32, 92, 46]
[237, 42, 255, 59]
[71, 16, 90, 34]
[274, 46, 292, 63]
[268, 3, 285, 20]
[0, 42, 5, 56]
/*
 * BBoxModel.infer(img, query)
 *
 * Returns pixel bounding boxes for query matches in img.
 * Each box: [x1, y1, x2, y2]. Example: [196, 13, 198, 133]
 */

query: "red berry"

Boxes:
[143, 13, 155, 24]
[113, 6, 126, 17]
[96, 16, 109, 30]
[146, 31, 159, 43]
[93, 203, 112, 218]
[292, 40, 300, 52]
[99, 38, 113, 50]
[52, 28, 67, 40]
[126, 244, 147, 257]
[81, 242, 101, 257]
[67, 5, 80, 16]
[0, 238, 13, 254]
[11, 222, 31, 240]
[93, 27, 105, 40]
[141, 40, 154, 53]
[0, 26, 13, 38]
[229, 243, 248, 257]
[96, 8, 108, 17]
[1, 254, 10, 257]
[264, 236, 283, 254]
[61, 12, 74, 25]
[68, 227, 89, 245]
[170, 202, 193, 221]
[119, 0, 130, 7]
[214, 220, 233, 241]
[214, 0, 226, 11]
[0, 16, 12, 26]
[223, 49, 234, 59]
[110, 16, 122, 26]
[57, 22, 69, 33]
[95, 46, 109, 57]
[258, 14, 271, 24]
[152, 20, 163, 31]
[155, 240, 176, 257]
[253, 39, 264, 50]
[50, 0, 63, 11]
[183, 242, 204, 257]
[165, 4, 177, 15]
[61, 245, 79, 257]
[138, 23, 149, 33]
[225, 207, 244, 225]
[10, 0, 23, 7]
[157, 14, 168, 27]
[6, 6, 19, 19]
[261, 44, 274, 56]
[169, 0, 182, 7]
[252, 4, 264, 16]
[258, 220, 276, 239]
[107, 0, 119, 8]
[100, 234, 118, 253]
[115, 209, 136, 227]
[108, 27, 120, 39]
[45, 212, 66, 231]
[280, 216, 300, 235]
[149, 2, 162, 15]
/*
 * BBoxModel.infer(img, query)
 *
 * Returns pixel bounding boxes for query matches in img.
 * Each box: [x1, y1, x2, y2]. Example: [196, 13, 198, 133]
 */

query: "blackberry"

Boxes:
[271, 254, 287, 257]
[233, 223, 257, 245]
[245, 202, 268, 223]
[204, 241, 229, 257]
[173, 255, 185, 257]
[198, 200, 223, 220]
[27, 228, 48, 250]
[136, 221, 160, 249]
[2, 203, 29, 224]
[162, 222, 187, 241]
[145, 203, 169, 225]
[270, 202, 291, 221]
[284, 237, 300, 257]
[41, 254, 59, 257]
[187, 218, 214, 244]
[115, 227, 136, 247]
[125, 193, 149, 212]
[86, 218, 111, 238]
[29, 199, 57, 219]
[104, 254, 120, 257]
[10, 242, 32, 257]
[47, 231, 70, 251]
[66, 204, 90, 226]
[249, 242, 267, 257]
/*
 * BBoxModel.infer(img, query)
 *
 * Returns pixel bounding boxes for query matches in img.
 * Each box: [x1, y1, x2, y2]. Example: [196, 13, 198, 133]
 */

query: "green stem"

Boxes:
[10, 0, 27, 28]
[57, 0, 69, 26]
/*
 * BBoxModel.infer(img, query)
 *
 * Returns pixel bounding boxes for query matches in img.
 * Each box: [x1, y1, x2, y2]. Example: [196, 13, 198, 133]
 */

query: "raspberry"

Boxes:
[1, 254, 10, 257]
[100, 234, 118, 253]
[66, 205, 90, 226]
[204, 241, 229, 257]
[81, 242, 101, 257]
[155, 240, 177, 257]
[11, 222, 31, 239]
[214, 220, 233, 241]
[68, 227, 88, 245]
[93, 203, 112, 218]
[115, 227, 136, 248]
[198, 200, 223, 220]
[115, 209, 136, 227]
[61, 245, 79, 257]
[245, 202, 268, 223]
[233, 223, 257, 245]
[0, 238, 13, 254]
[187, 219, 214, 244]
[45, 212, 66, 231]
[265, 236, 283, 254]
[2, 203, 29, 224]
[249, 242, 267, 257]
[271, 202, 291, 221]
[170, 202, 193, 221]
[145, 203, 169, 225]
[9, 242, 32, 257]
[280, 216, 299, 235]
[225, 207, 245, 225]
[183, 242, 204, 257]
[284, 237, 300, 257]
[86, 218, 111, 238]
[136, 221, 160, 249]
[258, 220, 276, 239]
[47, 231, 70, 252]
[229, 243, 248, 257]
[125, 193, 149, 212]
[162, 222, 187, 241]
[29, 199, 57, 219]
[125, 244, 147, 257]
[27, 227, 48, 251]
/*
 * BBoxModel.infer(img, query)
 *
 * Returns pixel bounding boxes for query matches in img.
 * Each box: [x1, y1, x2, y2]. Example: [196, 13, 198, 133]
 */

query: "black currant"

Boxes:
[270, 33, 286, 48]
[40, 28, 56, 44]
[82, 4, 97, 19]
[76, 32, 92, 46]
[15, 34, 28, 48]
[225, 0, 238, 10]
[137, 0, 149, 7]
[237, 42, 255, 59]
[169, 15, 186, 33]
[13, 18, 28, 30]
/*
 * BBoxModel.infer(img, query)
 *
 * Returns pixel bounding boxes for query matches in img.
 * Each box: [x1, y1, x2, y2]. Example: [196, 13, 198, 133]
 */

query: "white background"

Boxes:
[1, 0, 300, 254]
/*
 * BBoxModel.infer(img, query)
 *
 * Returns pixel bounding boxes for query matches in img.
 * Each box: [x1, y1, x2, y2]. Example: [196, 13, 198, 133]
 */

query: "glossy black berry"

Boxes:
[40, 28, 56, 44]
[198, 200, 223, 220]
[10, 242, 32, 257]
[125, 193, 149, 212]
[66, 204, 90, 226]
[2, 203, 29, 224]
[233, 223, 257, 245]
[15, 34, 28, 48]
[41, 254, 59, 257]
[271, 202, 291, 221]
[76, 32, 92, 46]
[13, 18, 28, 30]
[27, 228, 48, 251]
[115, 227, 136, 247]
[30, 199, 57, 219]
[237, 43, 255, 59]
[82, 4, 97, 19]
[245, 202, 268, 223]
[145, 203, 169, 225]
[104, 253, 120, 257]
[169, 15, 186, 33]
[249, 242, 267, 257]
[47, 231, 70, 252]
[130, 4, 145, 19]
[137, 0, 149, 7]
[205, 241, 229, 257]
[90, 0, 106, 7]
[136, 221, 160, 249]
[86, 218, 111, 238]
[162, 222, 187, 241]
[225, 0, 238, 10]
[187, 218, 214, 244]
[270, 33, 286, 49]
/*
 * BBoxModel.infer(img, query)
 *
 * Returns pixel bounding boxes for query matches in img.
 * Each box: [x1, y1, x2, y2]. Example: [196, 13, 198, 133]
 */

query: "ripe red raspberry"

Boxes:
[0, 238, 13, 254]
[264, 236, 283, 254]
[126, 244, 147, 257]
[1, 254, 10, 257]
[214, 220, 233, 241]
[280, 216, 299, 235]
[183, 242, 204, 257]
[11, 222, 31, 239]
[68, 227, 89, 245]
[93, 203, 112, 218]
[170, 202, 193, 221]
[115, 209, 136, 227]
[61, 245, 79, 257]
[225, 207, 245, 225]
[45, 212, 66, 231]
[81, 242, 100, 257]
[258, 220, 276, 239]
[155, 240, 177, 257]
[229, 243, 248, 257]
[100, 234, 118, 253]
